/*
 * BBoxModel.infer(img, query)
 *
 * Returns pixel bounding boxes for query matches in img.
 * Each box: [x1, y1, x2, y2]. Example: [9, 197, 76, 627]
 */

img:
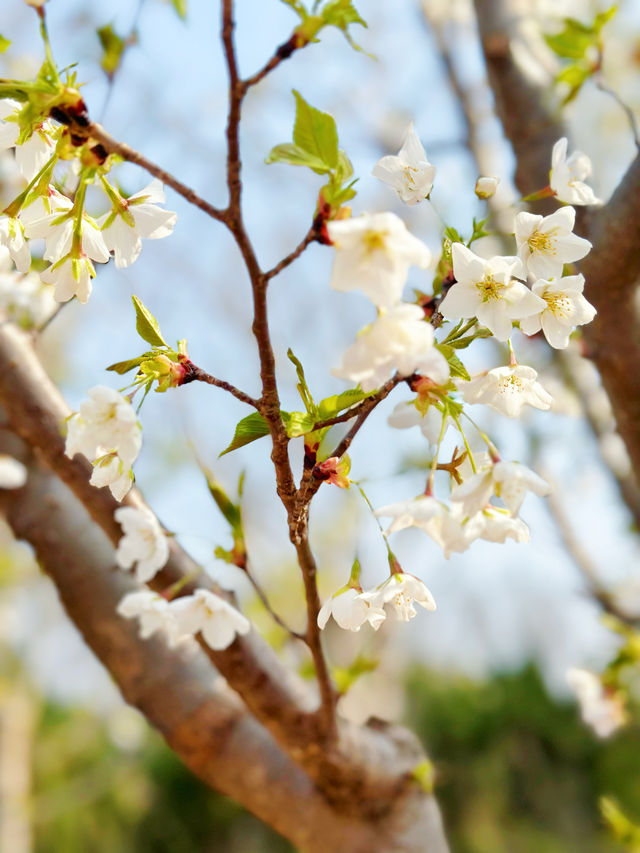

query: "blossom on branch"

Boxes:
[388, 400, 452, 445]
[450, 461, 551, 516]
[566, 667, 627, 738]
[519, 274, 596, 349]
[115, 506, 169, 583]
[317, 587, 386, 632]
[0, 216, 31, 272]
[332, 303, 449, 392]
[117, 590, 173, 640]
[375, 496, 481, 558]
[327, 212, 431, 308]
[461, 365, 552, 417]
[168, 589, 251, 651]
[514, 207, 591, 281]
[373, 572, 436, 621]
[439, 243, 544, 341]
[371, 123, 436, 205]
[550, 138, 601, 206]
[98, 179, 177, 269]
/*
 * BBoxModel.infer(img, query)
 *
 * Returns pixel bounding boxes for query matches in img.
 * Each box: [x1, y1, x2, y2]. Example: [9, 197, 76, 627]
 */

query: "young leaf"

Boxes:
[131, 295, 167, 347]
[171, 0, 188, 19]
[292, 90, 339, 171]
[220, 412, 270, 456]
[203, 470, 242, 532]
[317, 388, 368, 420]
[106, 356, 146, 375]
[0, 35, 11, 54]
[279, 0, 308, 18]
[288, 348, 316, 415]
[320, 0, 370, 54]
[97, 24, 126, 78]
[265, 143, 330, 173]
[283, 411, 317, 437]
[436, 344, 470, 381]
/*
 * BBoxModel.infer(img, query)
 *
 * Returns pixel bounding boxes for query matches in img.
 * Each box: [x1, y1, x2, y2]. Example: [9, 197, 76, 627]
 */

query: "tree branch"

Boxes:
[186, 363, 259, 408]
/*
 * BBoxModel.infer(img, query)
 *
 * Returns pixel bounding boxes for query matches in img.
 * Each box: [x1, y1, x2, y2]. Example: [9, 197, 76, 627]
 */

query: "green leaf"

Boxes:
[469, 217, 490, 245]
[317, 388, 368, 420]
[171, 0, 188, 19]
[292, 90, 339, 171]
[556, 63, 591, 104]
[593, 5, 617, 32]
[204, 471, 242, 531]
[97, 24, 126, 78]
[448, 327, 493, 349]
[321, 0, 370, 54]
[436, 344, 470, 381]
[265, 142, 330, 174]
[544, 23, 595, 60]
[288, 348, 316, 415]
[131, 295, 167, 347]
[220, 412, 270, 456]
[333, 654, 378, 693]
[283, 410, 317, 437]
[0, 35, 11, 54]
[106, 356, 147, 375]
[279, 0, 308, 18]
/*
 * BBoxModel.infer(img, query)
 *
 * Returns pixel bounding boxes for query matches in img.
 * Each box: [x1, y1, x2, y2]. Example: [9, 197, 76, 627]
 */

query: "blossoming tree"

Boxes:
[1, 0, 639, 849]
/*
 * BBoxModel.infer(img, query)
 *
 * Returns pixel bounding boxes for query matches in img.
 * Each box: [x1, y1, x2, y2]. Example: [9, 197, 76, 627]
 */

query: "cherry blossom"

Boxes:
[519, 274, 596, 349]
[439, 243, 545, 341]
[0, 266, 57, 327]
[0, 216, 31, 272]
[462, 365, 552, 417]
[40, 254, 97, 303]
[0, 100, 20, 151]
[98, 179, 177, 268]
[117, 591, 173, 641]
[388, 400, 453, 445]
[327, 212, 431, 308]
[371, 123, 436, 205]
[0, 455, 27, 489]
[451, 461, 551, 515]
[566, 667, 627, 738]
[550, 137, 601, 206]
[332, 302, 449, 392]
[475, 506, 530, 544]
[373, 572, 436, 621]
[168, 589, 250, 651]
[115, 506, 170, 583]
[25, 208, 109, 265]
[15, 119, 58, 181]
[514, 207, 591, 281]
[475, 176, 499, 199]
[375, 496, 482, 558]
[317, 587, 386, 632]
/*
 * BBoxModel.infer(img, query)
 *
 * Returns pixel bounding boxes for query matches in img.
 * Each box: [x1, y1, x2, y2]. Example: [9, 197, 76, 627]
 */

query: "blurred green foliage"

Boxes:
[24, 664, 640, 852]
[407, 665, 640, 853]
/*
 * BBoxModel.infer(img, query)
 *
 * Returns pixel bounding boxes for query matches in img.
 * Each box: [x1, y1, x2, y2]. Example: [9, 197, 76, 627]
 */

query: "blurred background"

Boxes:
[1, 0, 640, 850]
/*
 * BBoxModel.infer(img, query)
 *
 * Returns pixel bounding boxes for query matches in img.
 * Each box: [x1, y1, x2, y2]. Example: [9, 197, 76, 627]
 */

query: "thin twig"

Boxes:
[595, 74, 640, 151]
[242, 44, 293, 91]
[186, 364, 259, 408]
[86, 122, 229, 224]
[243, 563, 305, 641]
[264, 227, 318, 281]
[312, 375, 405, 432]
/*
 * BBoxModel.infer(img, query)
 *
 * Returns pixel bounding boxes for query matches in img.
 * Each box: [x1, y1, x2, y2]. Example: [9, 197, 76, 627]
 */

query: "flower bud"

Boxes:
[475, 176, 499, 199]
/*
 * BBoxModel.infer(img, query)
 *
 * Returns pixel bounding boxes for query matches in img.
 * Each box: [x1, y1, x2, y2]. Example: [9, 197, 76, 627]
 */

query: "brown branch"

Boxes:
[312, 375, 406, 432]
[85, 121, 229, 224]
[264, 226, 318, 281]
[186, 363, 259, 408]
[241, 35, 301, 91]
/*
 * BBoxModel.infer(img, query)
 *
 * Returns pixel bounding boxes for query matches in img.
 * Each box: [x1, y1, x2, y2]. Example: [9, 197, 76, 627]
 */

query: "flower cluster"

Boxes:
[118, 587, 250, 652]
[65, 385, 142, 501]
[0, 98, 176, 304]
[115, 506, 169, 583]
[318, 570, 436, 632]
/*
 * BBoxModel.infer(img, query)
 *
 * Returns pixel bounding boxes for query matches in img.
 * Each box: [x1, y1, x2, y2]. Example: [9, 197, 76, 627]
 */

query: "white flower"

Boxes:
[40, 254, 96, 303]
[332, 302, 450, 392]
[0, 455, 27, 489]
[476, 505, 530, 544]
[566, 667, 626, 738]
[373, 572, 436, 621]
[371, 123, 436, 205]
[462, 365, 552, 417]
[20, 187, 73, 226]
[327, 212, 431, 308]
[15, 119, 58, 181]
[550, 138, 601, 206]
[168, 588, 251, 651]
[375, 496, 482, 558]
[115, 506, 169, 583]
[439, 243, 545, 341]
[515, 207, 591, 280]
[90, 452, 134, 502]
[450, 461, 551, 515]
[475, 176, 500, 199]
[117, 590, 172, 640]
[317, 587, 386, 632]
[0, 267, 56, 327]
[98, 180, 177, 268]
[520, 274, 596, 349]
[65, 386, 142, 501]
[0, 216, 31, 272]
[0, 100, 20, 151]
[388, 400, 453, 445]
[25, 208, 109, 266]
